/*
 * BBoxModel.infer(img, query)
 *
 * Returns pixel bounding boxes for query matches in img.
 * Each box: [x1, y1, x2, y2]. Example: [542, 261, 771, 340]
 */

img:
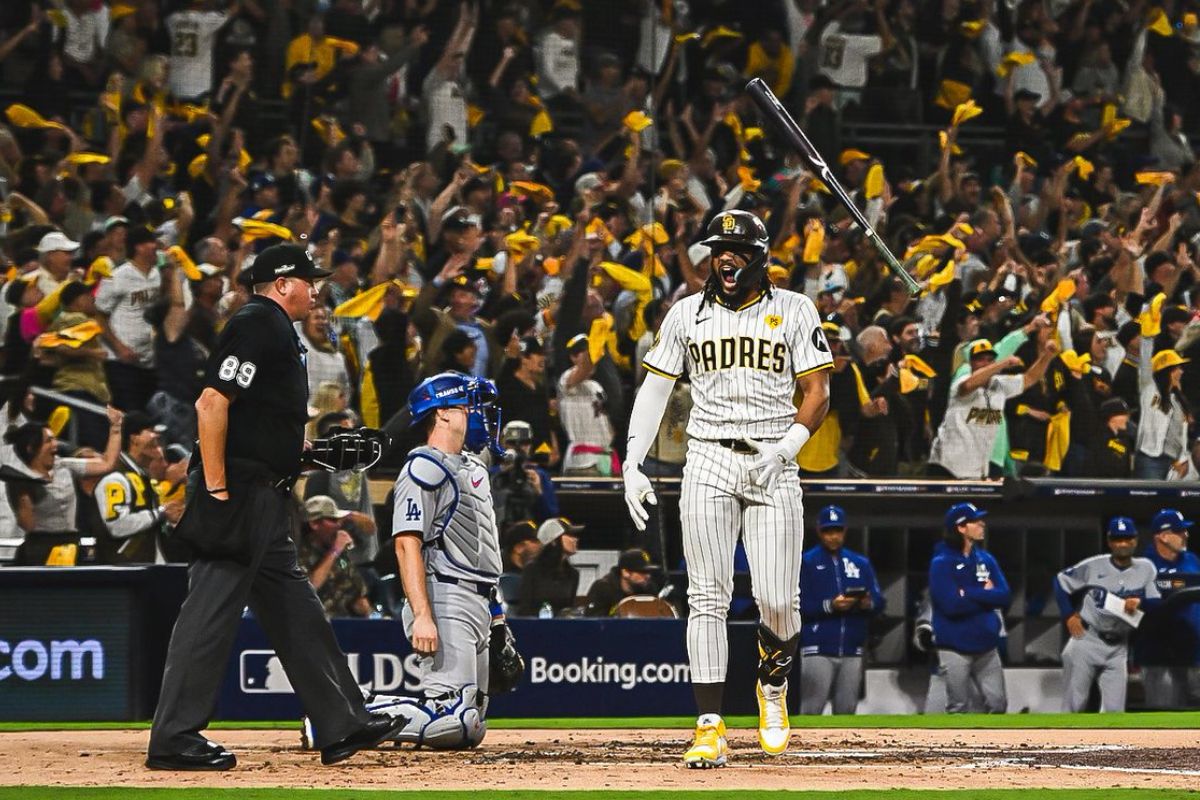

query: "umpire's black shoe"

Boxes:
[146, 740, 237, 771]
[320, 714, 403, 766]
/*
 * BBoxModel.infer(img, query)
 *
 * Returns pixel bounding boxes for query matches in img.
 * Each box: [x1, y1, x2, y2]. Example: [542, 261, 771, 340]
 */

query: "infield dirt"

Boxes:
[2, 728, 1196, 791]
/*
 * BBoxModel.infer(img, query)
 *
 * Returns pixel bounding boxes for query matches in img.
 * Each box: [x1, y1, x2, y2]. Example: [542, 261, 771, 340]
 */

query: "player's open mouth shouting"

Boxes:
[713, 250, 748, 294]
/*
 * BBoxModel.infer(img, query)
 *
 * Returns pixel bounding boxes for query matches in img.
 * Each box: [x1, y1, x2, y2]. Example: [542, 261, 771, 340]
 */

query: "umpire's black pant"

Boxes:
[148, 483, 369, 756]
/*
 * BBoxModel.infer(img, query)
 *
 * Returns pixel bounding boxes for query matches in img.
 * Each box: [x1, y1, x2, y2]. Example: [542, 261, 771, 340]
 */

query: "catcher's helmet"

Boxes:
[700, 210, 770, 298]
[407, 371, 504, 456]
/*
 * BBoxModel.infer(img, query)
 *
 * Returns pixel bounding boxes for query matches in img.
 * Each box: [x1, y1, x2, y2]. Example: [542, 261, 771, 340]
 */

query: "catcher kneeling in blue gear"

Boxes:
[303, 373, 523, 750]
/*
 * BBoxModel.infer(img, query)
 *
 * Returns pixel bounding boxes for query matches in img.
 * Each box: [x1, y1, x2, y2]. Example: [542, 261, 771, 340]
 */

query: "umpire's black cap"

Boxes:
[238, 243, 332, 286]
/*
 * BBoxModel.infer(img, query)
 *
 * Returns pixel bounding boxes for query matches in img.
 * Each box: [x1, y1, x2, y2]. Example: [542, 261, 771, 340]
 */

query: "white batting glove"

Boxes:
[746, 439, 792, 491]
[747, 423, 812, 491]
[622, 464, 657, 531]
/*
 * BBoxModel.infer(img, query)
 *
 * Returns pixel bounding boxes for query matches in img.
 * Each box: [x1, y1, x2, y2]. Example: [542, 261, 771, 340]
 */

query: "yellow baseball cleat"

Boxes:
[683, 714, 728, 768]
[757, 680, 791, 755]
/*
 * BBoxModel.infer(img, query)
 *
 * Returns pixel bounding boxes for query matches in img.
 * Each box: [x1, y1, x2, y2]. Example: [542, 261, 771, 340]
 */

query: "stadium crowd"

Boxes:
[0, 0, 1192, 580]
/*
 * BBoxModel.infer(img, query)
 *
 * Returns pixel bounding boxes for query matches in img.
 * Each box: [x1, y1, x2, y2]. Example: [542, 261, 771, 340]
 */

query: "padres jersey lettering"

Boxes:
[643, 289, 832, 440]
[929, 373, 1024, 479]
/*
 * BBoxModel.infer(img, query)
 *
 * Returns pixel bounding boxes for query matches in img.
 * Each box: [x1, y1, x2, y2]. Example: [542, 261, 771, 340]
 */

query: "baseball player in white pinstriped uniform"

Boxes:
[622, 210, 832, 767]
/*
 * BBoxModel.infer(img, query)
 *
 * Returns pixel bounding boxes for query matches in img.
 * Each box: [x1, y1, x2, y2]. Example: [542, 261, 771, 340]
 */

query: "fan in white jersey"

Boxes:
[623, 210, 832, 767]
[165, 0, 233, 101]
[927, 336, 1059, 479]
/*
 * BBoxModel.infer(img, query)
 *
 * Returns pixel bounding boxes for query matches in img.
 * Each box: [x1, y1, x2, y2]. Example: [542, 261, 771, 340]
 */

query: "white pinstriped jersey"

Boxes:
[642, 288, 833, 440]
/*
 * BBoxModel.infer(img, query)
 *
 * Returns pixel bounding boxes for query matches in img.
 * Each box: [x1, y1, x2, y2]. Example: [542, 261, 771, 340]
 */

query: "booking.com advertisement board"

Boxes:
[216, 618, 762, 719]
[0, 586, 131, 720]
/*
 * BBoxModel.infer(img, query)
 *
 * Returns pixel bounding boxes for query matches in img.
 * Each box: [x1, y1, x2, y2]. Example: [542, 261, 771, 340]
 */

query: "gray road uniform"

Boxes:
[1055, 555, 1160, 712]
[373, 445, 503, 748]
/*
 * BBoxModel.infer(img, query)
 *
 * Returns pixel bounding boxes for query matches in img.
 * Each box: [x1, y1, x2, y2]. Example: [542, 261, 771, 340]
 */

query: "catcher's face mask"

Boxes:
[464, 378, 504, 458]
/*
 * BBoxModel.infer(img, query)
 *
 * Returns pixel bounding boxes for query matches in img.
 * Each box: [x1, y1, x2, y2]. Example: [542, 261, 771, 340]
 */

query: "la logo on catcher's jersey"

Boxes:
[765, 314, 782, 329]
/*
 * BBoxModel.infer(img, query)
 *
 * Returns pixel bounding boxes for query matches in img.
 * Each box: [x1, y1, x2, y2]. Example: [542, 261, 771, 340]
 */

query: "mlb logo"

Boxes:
[240, 650, 295, 694]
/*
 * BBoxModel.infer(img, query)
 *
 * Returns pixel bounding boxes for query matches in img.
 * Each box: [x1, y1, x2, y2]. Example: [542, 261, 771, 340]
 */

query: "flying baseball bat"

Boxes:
[744, 78, 921, 296]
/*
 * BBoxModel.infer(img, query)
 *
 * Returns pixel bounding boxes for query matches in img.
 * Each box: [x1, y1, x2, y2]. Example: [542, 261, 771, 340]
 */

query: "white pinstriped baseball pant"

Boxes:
[680, 438, 805, 684]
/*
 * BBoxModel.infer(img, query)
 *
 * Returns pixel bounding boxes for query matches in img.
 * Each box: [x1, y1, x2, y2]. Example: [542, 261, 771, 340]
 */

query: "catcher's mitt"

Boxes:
[488, 619, 525, 694]
[307, 427, 389, 472]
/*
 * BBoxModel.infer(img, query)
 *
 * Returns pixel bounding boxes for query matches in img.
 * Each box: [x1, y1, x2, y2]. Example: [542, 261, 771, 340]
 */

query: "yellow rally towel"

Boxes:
[36, 320, 103, 349]
[1044, 407, 1072, 472]
[996, 51, 1036, 78]
[1103, 117, 1131, 139]
[1072, 156, 1094, 180]
[1040, 278, 1076, 315]
[1059, 349, 1092, 376]
[1135, 171, 1174, 186]
[166, 246, 203, 282]
[771, 232, 800, 262]
[1016, 151, 1038, 168]
[701, 25, 743, 48]
[808, 177, 832, 194]
[6, 103, 69, 132]
[625, 222, 670, 248]
[905, 354, 938, 378]
[504, 229, 542, 258]
[1147, 7, 1174, 36]
[737, 164, 760, 192]
[585, 217, 613, 243]
[623, 110, 653, 133]
[48, 406, 71, 437]
[332, 280, 417, 321]
[1139, 292, 1166, 337]
[588, 313, 614, 364]
[864, 163, 885, 199]
[951, 99, 983, 127]
[509, 181, 555, 204]
[86, 255, 115, 284]
[233, 217, 293, 242]
[66, 152, 111, 166]
[938, 130, 964, 155]
[934, 79, 972, 110]
[802, 219, 824, 264]
[544, 214, 573, 238]
[530, 109, 554, 137]
[960, 19, 986, 37]
[927, 259, 956, 290]
[310, 116, 346, 147]
[839, 149, 870, 166]
[905, 234, 965, 258]
[466, 104, 485, 128]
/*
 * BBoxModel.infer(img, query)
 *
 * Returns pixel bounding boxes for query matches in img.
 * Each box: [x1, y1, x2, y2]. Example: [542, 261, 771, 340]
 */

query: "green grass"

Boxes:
[0, 792, 1195, 800]
[4, 712, 1200, 732]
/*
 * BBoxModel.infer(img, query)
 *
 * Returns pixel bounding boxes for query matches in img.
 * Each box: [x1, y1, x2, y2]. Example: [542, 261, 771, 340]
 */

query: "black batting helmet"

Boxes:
[701, 210, 769, 298]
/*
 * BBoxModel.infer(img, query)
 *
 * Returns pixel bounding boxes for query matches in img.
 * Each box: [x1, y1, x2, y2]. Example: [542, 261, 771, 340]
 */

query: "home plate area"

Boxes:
[3, 727, 1199, 791]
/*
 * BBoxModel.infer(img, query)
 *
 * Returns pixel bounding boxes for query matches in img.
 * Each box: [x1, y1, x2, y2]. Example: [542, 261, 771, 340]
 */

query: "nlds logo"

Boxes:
[240, 649, 424, 694]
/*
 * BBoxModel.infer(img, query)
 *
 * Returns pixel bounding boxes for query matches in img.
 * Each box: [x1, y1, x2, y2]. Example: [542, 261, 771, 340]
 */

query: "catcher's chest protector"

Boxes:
[403, 446, 503, 580]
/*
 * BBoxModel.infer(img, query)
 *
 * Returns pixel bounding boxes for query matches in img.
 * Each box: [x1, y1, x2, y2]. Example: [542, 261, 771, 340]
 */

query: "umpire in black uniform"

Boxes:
[147, 244, 401, 770]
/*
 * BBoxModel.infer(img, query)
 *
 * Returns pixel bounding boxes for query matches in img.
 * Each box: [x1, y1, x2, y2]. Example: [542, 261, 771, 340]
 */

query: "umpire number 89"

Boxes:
[219, 355, 257, 389]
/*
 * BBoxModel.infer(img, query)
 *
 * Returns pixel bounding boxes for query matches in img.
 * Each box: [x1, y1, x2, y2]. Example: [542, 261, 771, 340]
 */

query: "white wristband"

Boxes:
[779, 423, 812, 460]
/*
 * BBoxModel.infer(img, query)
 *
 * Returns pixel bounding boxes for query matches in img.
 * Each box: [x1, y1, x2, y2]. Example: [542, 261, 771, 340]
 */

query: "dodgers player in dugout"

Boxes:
[799, 505, 884, 715]
[371, 372, 508, 748]
[1055, 516, 1160, 712]
[929, 502, 1011, 714]
[1138, 509, 1200, 709]
[623, 210, 833, 767]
